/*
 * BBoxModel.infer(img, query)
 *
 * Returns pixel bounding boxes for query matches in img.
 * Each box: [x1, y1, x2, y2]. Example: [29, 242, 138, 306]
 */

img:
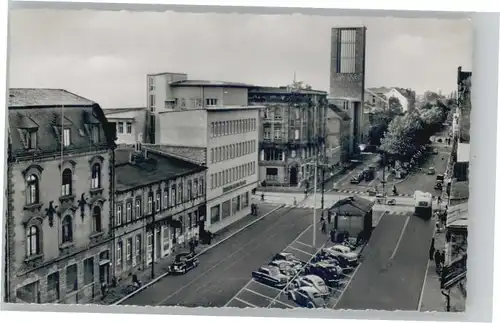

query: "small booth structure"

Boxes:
[328, 196, 375, 241]
[445, 202, 468, 267]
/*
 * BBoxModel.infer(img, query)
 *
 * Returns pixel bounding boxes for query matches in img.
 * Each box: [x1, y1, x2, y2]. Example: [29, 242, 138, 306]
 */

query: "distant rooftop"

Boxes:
[9, 88, 95, 108]
[114, 147, 206, 192]
[249, 86, 327, 95]
[170, 79, 254, 88]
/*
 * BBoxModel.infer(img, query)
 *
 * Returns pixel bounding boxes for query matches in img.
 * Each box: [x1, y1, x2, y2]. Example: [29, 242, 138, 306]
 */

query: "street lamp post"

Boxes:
[312, 157, 318, 248]
[151, 200, 156, 279]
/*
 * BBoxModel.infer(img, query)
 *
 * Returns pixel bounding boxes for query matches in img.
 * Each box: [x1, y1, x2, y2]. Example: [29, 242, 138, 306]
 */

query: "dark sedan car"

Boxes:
[168, 252, 199, 275]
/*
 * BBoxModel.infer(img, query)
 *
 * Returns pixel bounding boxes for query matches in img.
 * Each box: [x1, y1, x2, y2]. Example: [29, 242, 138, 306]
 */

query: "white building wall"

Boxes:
[386, 88, 409, 112]
[205, 109, 260, 232]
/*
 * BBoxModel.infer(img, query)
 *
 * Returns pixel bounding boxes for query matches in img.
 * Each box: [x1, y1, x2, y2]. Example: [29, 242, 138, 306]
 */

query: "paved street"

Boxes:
[333, 142, 451, 196]
[334, 212, 434, 311]
[121, 206, 323, 307]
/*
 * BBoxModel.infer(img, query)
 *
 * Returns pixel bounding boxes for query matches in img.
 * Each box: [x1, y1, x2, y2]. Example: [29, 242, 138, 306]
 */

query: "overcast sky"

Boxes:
[9, 9, 472, 110]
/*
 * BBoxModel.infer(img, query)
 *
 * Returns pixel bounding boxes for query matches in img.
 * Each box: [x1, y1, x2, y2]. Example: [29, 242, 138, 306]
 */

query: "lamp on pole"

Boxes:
[312, 157, 318, 248]
[151, 200, 156, 279]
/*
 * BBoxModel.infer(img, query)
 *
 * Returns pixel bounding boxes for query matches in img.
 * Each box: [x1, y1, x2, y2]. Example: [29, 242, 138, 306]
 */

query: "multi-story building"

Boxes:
[146, 72, 253, 144]
[5, 89, 116, 304]
[329, 27, 367, 155]
[112, 145, 206, 280]
[248, 86, 328, 187]
[104, 107, 152, 145]
[327, 104, 352, 164]
[151, 106, 261, 233]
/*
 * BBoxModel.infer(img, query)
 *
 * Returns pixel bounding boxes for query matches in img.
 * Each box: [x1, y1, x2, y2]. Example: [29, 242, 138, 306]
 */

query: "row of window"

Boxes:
[260, 147, 319, 162]
[26, 206, 103, 258]
[210, 162, 256, 189]
[210, 118, 256, 137]
[263, 128, 304, 140]
[20, 124, 100, 151]
[44, 257, 96, 302]
[210, 192, 250, 224]
[116, 211, 199, 273]
[117, 122, 133, 134]
[115, 178, 204, 226]
[26, 163, 102, 206]
[210, 140, 256, 164]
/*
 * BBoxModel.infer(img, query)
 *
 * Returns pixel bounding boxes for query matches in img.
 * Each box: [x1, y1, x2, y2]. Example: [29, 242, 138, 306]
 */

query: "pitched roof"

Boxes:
[142, 144, 206, 165]
[115, 148, 206, 192]
[329, 195, 375, 215]
[9, 88, 95, 107]
[367, 87, 390, 95]
[329, 104, 351, 121]
[8, 89, 115, 157]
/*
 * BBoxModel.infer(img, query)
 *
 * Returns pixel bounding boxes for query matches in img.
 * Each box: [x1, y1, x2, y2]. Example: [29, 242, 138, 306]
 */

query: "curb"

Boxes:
[111, 203, 286, 305]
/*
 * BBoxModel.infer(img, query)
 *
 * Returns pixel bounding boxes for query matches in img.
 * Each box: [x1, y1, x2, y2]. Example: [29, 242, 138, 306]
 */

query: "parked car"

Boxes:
[287, 286, 326, 308]
[313, 252, 353, 273]
[323, 245, 359, 266]
[252, 266, 289, 289]
[168, 252, 199, 275]
[269, 260, 300, 277]
[291, 275, 329, 297]
[272, 252, 305, 267]
[350, 175, 361, 184]
[304, 262, 342, 287]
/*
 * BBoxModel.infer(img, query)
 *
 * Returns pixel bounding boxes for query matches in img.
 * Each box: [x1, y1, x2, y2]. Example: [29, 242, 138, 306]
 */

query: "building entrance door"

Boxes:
[290, 166, 298, 185]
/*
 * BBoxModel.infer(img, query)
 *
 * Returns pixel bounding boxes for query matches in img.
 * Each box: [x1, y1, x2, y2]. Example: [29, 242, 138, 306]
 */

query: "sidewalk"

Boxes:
[419, 217, 466, 312]
[257, 167, 346, 194]
[94, 204, 284, 305]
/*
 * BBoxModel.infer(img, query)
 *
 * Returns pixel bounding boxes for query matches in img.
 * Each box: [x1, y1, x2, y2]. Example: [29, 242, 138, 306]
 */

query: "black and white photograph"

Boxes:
[3, 7, 472, 314]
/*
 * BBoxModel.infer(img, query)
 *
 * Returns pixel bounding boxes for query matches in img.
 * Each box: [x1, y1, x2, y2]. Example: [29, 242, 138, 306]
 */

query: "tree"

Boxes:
[380, 113, 422, 160]
[367, 104, 403, 146]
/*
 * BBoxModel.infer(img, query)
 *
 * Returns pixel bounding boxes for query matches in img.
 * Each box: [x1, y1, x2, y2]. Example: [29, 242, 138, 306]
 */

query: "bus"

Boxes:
[414, 190, 433, 220]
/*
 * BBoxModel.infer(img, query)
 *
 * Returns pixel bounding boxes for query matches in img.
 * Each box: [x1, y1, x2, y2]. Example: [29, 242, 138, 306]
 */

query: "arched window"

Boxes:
[26, 225, 40, 256]
[26, 174, 39, 205]
[62, 215, 73, 243]
[92, 206, 102, 232]
[91, 163, 101, 189]
[61, 169, 72, 196]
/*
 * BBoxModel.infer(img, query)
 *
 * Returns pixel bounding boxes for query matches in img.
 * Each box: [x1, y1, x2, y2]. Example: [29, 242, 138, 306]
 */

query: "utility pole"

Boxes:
[151, 200, 156, 279]
[381, 151, 386, 196]
[312, 159, 318, 248]
[321, 166, 325, 210]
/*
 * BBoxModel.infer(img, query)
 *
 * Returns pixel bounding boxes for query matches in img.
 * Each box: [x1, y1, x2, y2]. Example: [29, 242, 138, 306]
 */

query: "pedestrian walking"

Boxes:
[429, 238, 435, 260]
[189, 239, 196, 254]
[293, 197, 297, 206]
[261, 193, 265, 201]
[434, 250, 439, 272]
[330, 228, 336, 243]
[321, 221, 327, 234]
